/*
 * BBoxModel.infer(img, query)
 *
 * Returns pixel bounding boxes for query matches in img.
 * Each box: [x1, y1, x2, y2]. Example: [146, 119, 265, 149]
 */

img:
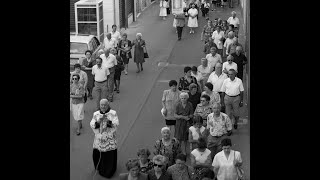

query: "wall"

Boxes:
[70, 0, 80, 32]
[103, 0, 115, 34]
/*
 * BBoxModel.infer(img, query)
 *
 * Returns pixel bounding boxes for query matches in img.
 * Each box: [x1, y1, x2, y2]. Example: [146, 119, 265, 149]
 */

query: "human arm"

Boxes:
[239, 80, 244, 107]
[82, 72, 88, 89]
[234, 151, 243, 167]
[90, 113, 103, 134]
[188, 129, 197, 143]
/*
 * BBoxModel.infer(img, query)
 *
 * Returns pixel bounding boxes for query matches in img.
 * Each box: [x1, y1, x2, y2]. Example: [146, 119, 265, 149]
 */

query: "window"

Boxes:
[78, 23, 97, 35]
[70, 42, 88, 54]
[77, 8, 97, 21]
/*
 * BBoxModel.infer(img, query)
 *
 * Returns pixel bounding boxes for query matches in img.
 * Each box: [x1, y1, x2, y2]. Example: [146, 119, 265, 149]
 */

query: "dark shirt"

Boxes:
[148, 169, 172, 180]
[188, 92, 201, 112]
[178, 76, 198, 92]
[231, 52, 247, 73]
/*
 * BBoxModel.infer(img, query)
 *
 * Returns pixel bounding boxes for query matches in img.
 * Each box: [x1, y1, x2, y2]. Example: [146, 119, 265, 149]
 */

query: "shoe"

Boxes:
[125, 71, 128, 75]
[136, 70, 140, 73]
[178, 37, 181, 41]
[117, 90, 120, 93]
[114, 88, 117, 91]
[76, 130, 80, 136]
[233, 124, 238, 129]
[141, 67, 143, 71]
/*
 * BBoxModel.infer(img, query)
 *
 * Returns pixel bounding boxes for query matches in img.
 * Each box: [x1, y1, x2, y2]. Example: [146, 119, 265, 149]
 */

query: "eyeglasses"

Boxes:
[72, 78, 78, 80]
[153, 164, 163, 168]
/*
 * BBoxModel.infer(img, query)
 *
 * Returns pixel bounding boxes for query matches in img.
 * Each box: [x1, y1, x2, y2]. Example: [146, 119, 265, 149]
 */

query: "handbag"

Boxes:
[143, 46, 149, 58]
[234, 151, 245, 180]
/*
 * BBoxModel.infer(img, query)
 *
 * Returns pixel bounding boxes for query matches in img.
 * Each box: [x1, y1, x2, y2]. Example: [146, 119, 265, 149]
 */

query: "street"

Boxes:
[70, 2, 249, 180]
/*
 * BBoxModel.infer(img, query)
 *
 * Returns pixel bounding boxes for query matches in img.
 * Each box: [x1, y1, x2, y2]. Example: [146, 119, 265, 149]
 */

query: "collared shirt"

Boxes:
[224, 37, 237, 55]
[222, 61, 238, 72]
[198, 65, 211, 79]
[207, 72, 228, 92]
[191, 71, 203, 82]
[92, 64, 110, 82]
[206, 53, 222, 71]
[220, 77, 244, 96]
[103, 37, 116, 50]
[227, 17, 240, 28]
[231, 52, 248, 73]
[90, 110, 119, 152]
[167, 164, 194, 180]
[212, 150, 242, 180]
[206, 112, 232, 137]
[100, 53, 117, 69]
[110, 31, 121, 45]
[211, 30, 225, 49]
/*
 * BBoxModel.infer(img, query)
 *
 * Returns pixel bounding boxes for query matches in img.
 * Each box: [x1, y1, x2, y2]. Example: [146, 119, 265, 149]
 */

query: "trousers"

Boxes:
[93, 80, 108, 110]
[207, 134, 226, 160]
[176, 26, 183, 39]
[224, 95, 241, 123]
[107, 67, 115, 100]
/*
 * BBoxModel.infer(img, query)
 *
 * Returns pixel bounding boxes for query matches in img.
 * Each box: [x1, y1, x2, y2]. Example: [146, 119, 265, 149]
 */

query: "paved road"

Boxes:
[70, 2, 249, 180]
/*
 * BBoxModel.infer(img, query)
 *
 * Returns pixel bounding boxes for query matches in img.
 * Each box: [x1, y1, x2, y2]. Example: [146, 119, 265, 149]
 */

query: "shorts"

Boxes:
[165, 119, 176, 126]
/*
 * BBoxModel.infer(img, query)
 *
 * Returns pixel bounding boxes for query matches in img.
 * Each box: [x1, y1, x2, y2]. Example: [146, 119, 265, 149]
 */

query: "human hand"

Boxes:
[239, 101, 243, 107]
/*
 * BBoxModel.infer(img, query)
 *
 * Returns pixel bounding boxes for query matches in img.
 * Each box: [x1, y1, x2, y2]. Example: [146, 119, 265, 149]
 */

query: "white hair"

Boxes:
[136, 33, 142, 37]
[100, 99, 109, 105]
[161, 127, 170, 134]
[179, 92, 189, 99]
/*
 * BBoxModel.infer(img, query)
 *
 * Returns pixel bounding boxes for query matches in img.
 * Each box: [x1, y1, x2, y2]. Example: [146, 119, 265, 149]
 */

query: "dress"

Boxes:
[188, 8, 198, 27]
[132, 39, 146, 63]
[159, 1, 168, 17]
[153, 138, 182, 167]
[70, 83, 85, 121]
[174, 101, 194, 141]
[162, 89, 181, 125]
[118, 39, 132, 64]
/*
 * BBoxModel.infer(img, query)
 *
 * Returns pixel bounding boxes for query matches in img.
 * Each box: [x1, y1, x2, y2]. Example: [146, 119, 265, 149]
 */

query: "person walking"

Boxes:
[132, 33, 146, 73]
[92, 57, 110, 111]
[174, 12, 186, 41]
[220, 69, 244, 129]
[137, 148, 154, 174]
[227, 11, 240, 37]
[159, 0, 168, 20]
[110, 48, 124, 93]
[167, 154, 195, 180]
[103, 32, 116, 50]
[231, 46, 247, 81]
[90, 99, 119, 179]
[211, 26, 225, 57]
[81, 50, 96, 99]
[70, 74, 85, 136]
[187, 3, 198, 34]
[201, 20, 215, 44]
[222, 55, 237, 74]
[101, 48, 117, 102]
[111, 24, 121, 51]
[70, 63, 88, 102]
[206, 47, 222, 73]
[118, 33, 132, 75]
[178, 66, 199, 92]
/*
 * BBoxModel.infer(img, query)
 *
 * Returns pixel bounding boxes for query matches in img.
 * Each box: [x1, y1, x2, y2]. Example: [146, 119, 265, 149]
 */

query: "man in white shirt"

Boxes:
[222, 55, 237, 74]
[103, 33, 116, 50]
[206, 47, 222, 72]
[207, 63, 228, 112]
[227, 11, 240, 36]
[100, 48, 117, 102]
[110, 25, 121, 48]
[92, 57, 110, 110]
[220, 69, 244, 129]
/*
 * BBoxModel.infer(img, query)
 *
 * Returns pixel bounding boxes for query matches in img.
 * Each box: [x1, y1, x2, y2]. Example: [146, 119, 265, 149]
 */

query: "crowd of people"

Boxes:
[70, 1, 247, 180]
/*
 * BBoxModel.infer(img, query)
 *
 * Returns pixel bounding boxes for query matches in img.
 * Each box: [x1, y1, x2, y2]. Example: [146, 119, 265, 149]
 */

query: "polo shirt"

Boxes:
[222, 61, 237, 72]
[207, 72, 228, 92]
[231, 52, 247, 73]
[206, 53, 222, 71]
[92, 65, 109, 82]
[220, 77, 244, 96]
[100, 54, 117, 69]
[227, 17, 240, 28]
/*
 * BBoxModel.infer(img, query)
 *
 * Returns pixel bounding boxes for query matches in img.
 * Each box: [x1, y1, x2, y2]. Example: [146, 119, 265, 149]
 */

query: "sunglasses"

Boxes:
[153, 164, 163, 168]
[72, 78, 78, 80]
[200, 99, 206, 102]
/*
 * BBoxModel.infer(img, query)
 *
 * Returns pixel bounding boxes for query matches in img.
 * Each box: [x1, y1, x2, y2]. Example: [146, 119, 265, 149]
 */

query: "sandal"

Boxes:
[76, 130, 81, 136]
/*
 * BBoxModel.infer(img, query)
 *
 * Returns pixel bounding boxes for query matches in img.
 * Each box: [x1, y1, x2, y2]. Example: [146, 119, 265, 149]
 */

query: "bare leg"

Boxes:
[136, 63, 140, 73]
[140, 63, 143, 71]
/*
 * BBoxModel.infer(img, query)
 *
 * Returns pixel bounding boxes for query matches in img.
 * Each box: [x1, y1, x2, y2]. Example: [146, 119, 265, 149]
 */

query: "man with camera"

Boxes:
[90, 99, 119, 178]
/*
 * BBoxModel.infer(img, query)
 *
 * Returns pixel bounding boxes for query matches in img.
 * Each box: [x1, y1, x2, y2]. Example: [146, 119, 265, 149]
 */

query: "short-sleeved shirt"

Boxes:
[189, 126, 206, 140]
[220, 77, 244, 96]
[231, 52, 248, 74]
[202, 91, 221, 106]
[191, 148, 211, 164]
[206, 53, 222, 71]
[104, 38, 116, 50]
[175, 101, 194, 118]
[111, 31, 121, 45]
[162, 89, 181, 120]
[70, 70, 88, 86]
[167, 164, 194, 180]
[100, 53, 117, 69]
[92, 65, 109, 82]
[198, 65, 211, 79]
[194, 103, 213, 120]
[211, 30, 225, 49]
[227, 17, 240, 28]
[206, 112, 232, 136]
[212, 150, 242, 180]
[222, 61, 238, 72]
[207, 72, 228, 92]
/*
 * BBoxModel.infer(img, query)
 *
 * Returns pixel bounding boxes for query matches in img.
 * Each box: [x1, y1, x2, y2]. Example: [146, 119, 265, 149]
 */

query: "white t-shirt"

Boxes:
[222, 61, 238, 72]
[207, 72, 228, 92]
[212, 30, 225, 49]
[212, 150, 242, 180]
[220, 77, 244, 96]
[100, 54, 117, 69]
[227, 17, 240, 28]
[103, 38, 116, 50]
[92, 65, 110, 82]
[191, 148, 211, 164]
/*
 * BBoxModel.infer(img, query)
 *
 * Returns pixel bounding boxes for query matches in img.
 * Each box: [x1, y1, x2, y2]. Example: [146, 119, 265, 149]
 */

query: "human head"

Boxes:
[207, 20, 211, 26]
[222, 20, 227, 26]
[85, 50, 92, 59]
[110, 48, 117, 55]
[212, 102, 221, 115]
[137, 148, 151, 164]
[200, 94, 210, 106]
[72, 74, 80, 83]
[104, 48, 110, 55]
[189, 83, 198, 95]
[161, 127, 171, 140]
[136, 33, 142, 40]
[228, 24, 234, 30]
[74, 63, 81, 73]
[197, 137, 207, 151]
[193, 115, 203, 128]
[233, 38, 238, 44]
[204, 82, 213, 92]
[191, 3, 195, 8]
[232, 11, 237, 18]
[228, 69, 237, 80]
[95, 57, 102, 67]
[221, 138, 232, 154]
[236, 46, 242, 55]
[100, 99, 110, 112]
[184, 66, 192, 77]
[216, 26, 221, 32]
[191, 66, 197, 74]
[210, 47, 217, 55]
[125, 158, 140, 177]
[215, 62, 222, 74]
[98, 49, 104, 56]
[152, 155, 167, 173]
[201, 58, 208, 67]
[175, 153, 187, 170]
[112, 24, 117, 31]
[122, 33, 127, 40]
[227, 55, 234, 64]
[106, 33, 111, 39]
[169, 80, 178, 92]
[179, 92, 189, 103]
[228, 31, 234, 39]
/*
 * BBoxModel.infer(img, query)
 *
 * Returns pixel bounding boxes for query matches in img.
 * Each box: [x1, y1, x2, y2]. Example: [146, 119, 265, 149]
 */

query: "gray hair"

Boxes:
[100, 99, 109, 105]
[161, 127, 170, 134]
[152, 154, 167, 165]
[179, 92, 189, 99]
[136, 33, 142, 37]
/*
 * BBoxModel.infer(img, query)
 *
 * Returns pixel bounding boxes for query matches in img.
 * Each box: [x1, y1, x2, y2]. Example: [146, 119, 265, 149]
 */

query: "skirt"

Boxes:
[188, 17, 198, 27]
[159, 7, 167, 17]
[174, 119, 188, 141]
[93, 149, 117, 178]
[114, 69, 121, 80]
[71, 103, 84, 121]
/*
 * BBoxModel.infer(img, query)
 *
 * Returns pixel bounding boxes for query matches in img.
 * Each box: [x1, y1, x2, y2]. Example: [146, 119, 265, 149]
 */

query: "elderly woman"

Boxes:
[90, 99, 119, 178]
[211, 26, 225, 57]
[190, 137, 214, 180]
[110, 48, 124, 93]
[70, 63, 88, 90]
[167, 153, 195, 180]
[159, 0, 168, 20]
[118, 33, 132, 75]
[201, 20, 215, 44]
[132, 33, 146, 73]
[178, 66, 199, 93]
[147, 155, 171, 180]
[81, 50, 95, 99]
[187, 3, 198, 34]
[162, 80, 181, 137]
[119, 158, 148, 180]
[194, 94, 213, 126]
[70, 74, 85, 136]
[202, 82, 221, 106]
[137, 148, 154, 174]
[187, 83, 201, 111]
[174, 92, 194, 154]
[212, 138, 243, 180]
[154, 127, 182, 167]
